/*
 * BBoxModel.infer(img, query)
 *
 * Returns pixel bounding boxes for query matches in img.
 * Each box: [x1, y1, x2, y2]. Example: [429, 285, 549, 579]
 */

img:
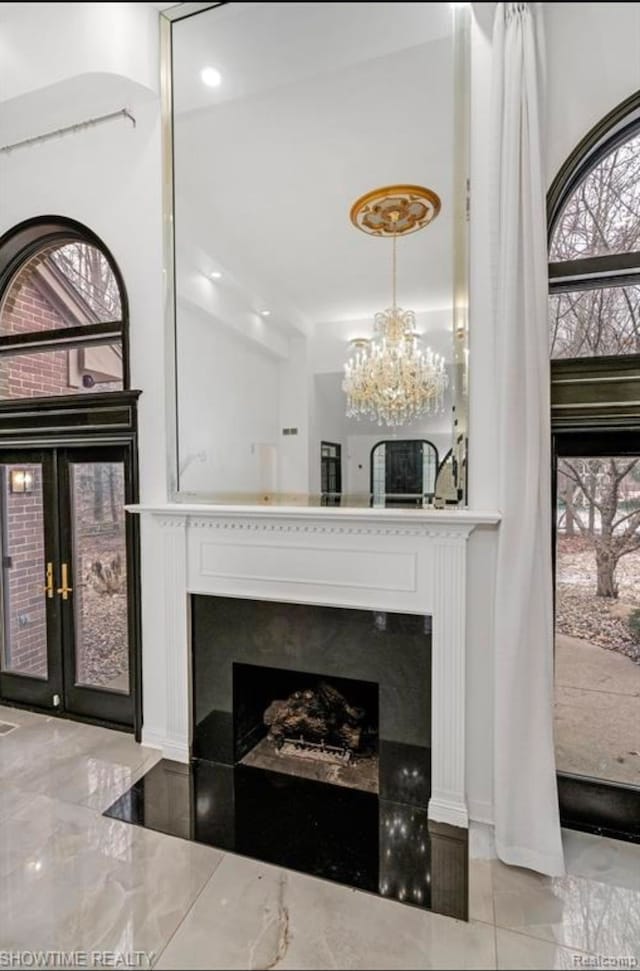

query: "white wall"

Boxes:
[277, 337, 311, 495]
[466, 3, 500, 827]
[311, 373, 348, 494]
[0, 2, 159, 108]
[545, 2, 640, 185]
[177, 302, 281, 495]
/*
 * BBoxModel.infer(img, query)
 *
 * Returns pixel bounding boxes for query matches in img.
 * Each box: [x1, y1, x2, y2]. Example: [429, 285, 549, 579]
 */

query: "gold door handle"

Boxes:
[57, 563, 73, 600]
[44, 562, 54, 599]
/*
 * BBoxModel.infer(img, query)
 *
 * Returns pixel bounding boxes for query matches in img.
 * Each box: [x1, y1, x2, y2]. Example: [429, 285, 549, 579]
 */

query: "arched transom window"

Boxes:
[0, 219, 127, 400]
[549, 125, 640, 359]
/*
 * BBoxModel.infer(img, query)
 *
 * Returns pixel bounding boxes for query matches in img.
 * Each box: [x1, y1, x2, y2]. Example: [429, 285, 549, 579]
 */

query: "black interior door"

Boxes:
[0, 444, 134, 728]
[320, 442, 342, 503]
[385, 441, 423, 503]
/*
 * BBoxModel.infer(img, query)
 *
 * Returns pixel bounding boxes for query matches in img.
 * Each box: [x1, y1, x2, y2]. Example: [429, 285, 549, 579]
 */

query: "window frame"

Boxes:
[0, 216, 129, 393]
[548, 93, 640, 430]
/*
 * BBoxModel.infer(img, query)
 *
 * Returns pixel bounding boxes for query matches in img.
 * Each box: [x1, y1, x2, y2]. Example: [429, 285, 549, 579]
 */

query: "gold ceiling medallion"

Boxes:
[343, 183, 447, 428]
[350, 184, 441, 237]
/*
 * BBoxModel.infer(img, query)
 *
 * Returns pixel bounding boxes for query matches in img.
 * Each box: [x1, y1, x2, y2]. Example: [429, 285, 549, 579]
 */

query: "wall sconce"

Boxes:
[10, 469, 34, 494]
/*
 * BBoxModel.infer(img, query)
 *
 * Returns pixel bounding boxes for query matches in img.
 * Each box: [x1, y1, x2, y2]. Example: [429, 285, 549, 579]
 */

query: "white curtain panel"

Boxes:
[491, 1, 565, 875]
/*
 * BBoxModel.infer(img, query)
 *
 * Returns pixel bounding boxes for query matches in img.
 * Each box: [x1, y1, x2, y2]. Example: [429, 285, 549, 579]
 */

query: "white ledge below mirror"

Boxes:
[128, 503, 501, 829]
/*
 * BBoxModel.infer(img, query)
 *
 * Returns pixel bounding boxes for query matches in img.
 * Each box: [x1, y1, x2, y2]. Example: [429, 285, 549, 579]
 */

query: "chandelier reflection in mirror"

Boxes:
[343, 185, 448, 427]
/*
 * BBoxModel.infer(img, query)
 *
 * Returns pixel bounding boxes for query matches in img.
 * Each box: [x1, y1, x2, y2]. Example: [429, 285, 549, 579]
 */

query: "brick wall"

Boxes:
[0, 254, 122, 399]
[0, 263, 72, 399]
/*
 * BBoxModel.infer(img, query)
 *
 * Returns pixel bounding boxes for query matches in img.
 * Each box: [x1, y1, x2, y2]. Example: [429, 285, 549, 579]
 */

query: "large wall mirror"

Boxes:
[164, 1, 470, 507]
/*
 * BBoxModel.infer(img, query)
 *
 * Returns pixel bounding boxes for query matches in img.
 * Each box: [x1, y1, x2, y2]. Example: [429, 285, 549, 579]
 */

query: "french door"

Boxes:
[553, 429, 640, 840]
[0, 445, 135, 728]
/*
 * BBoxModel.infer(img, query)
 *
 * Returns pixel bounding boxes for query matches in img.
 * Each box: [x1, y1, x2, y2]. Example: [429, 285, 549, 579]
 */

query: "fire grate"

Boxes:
[281, 737, 353, 765]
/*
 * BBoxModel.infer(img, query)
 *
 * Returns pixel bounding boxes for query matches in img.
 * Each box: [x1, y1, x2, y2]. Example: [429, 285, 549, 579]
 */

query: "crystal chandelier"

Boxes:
[343, 185, 448, 427]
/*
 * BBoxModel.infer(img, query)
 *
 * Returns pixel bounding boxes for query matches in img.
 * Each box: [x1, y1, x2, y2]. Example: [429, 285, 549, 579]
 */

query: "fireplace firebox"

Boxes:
[234, 663, 379, 792]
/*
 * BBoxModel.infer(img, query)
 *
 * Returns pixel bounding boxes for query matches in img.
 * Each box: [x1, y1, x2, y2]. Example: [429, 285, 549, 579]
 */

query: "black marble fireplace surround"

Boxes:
[105, 595, 468, 920]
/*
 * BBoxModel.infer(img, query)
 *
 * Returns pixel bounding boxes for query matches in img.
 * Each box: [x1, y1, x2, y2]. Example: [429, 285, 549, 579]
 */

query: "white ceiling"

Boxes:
[172, 2, 453, 115]
[172, 2, 456, 342]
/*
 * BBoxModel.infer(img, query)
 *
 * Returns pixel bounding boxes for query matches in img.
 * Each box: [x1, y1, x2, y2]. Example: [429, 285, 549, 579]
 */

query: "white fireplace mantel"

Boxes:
[129, 503, 500, 829]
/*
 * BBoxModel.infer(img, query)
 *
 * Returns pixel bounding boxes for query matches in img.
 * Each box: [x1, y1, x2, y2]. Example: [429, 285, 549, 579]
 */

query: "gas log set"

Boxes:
[264, 681, 374, 762]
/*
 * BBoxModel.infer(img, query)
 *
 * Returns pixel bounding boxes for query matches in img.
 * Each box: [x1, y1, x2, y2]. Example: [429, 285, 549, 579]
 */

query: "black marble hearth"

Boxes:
[105, 595, 468, 919]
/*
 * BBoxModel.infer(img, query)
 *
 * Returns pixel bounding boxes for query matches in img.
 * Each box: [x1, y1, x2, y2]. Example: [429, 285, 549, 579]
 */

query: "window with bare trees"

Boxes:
[549, 127, 640, 359]
[550, 104, 640, 796]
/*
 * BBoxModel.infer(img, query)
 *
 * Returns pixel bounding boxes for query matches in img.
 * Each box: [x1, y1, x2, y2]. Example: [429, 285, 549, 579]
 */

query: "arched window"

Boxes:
[549, 104, 640, 361]
[370, 439, 439, 507]
[0, 217, 128, 400]
[549, 96, 640, 835]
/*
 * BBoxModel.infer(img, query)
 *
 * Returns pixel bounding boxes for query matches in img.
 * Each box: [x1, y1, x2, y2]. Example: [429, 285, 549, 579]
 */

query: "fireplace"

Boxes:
[117, 504, 501, 921]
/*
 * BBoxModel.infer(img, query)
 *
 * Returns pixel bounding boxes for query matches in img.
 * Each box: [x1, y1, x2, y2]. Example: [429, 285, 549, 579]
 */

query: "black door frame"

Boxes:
[320, 441, 342, 496]
[370, 439, 440, 506]
[552, 427, 640, 842]
[0, 391, 142, 738]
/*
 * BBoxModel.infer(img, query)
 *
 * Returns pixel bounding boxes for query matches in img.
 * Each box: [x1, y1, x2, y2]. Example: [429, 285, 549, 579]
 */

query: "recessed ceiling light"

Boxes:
[210, 271, 222, 279]
[260, 310, 271, 317]
[201, 67, 222, 88]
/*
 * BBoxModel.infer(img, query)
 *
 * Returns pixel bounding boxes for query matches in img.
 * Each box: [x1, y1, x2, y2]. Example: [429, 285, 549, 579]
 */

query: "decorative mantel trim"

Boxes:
[128, 502, 499, 526]
[189, 519, 475, 540]
[129, 502, 500, 829]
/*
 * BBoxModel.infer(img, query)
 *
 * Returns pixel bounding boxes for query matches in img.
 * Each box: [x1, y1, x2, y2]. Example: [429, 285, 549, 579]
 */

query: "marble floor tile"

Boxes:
[496, 928, 596, 970]
[1, 720, 158, 810]
[562, 827, 640, 892]
[0, 792, 76, 878]
[0, 717, 125, 795]
[156, 853, 496, 971]
[81, 749, 162, 813]
[0, 805, 224, 955]
[0, 781, 32, 824]
[491, 859, 640, 960]
[469, 860, 495, 925]
[0, 703, 48, 726]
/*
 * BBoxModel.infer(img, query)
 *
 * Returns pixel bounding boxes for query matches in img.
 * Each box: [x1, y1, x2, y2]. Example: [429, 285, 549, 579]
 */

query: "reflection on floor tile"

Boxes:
[562, 826, 640, 891]
[496, 928, 595, 970]
[155, 853, 495, 971]
[0, 807, 223, 953]
[0, 715, 159, 812]
[491, 858, 640, 960]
